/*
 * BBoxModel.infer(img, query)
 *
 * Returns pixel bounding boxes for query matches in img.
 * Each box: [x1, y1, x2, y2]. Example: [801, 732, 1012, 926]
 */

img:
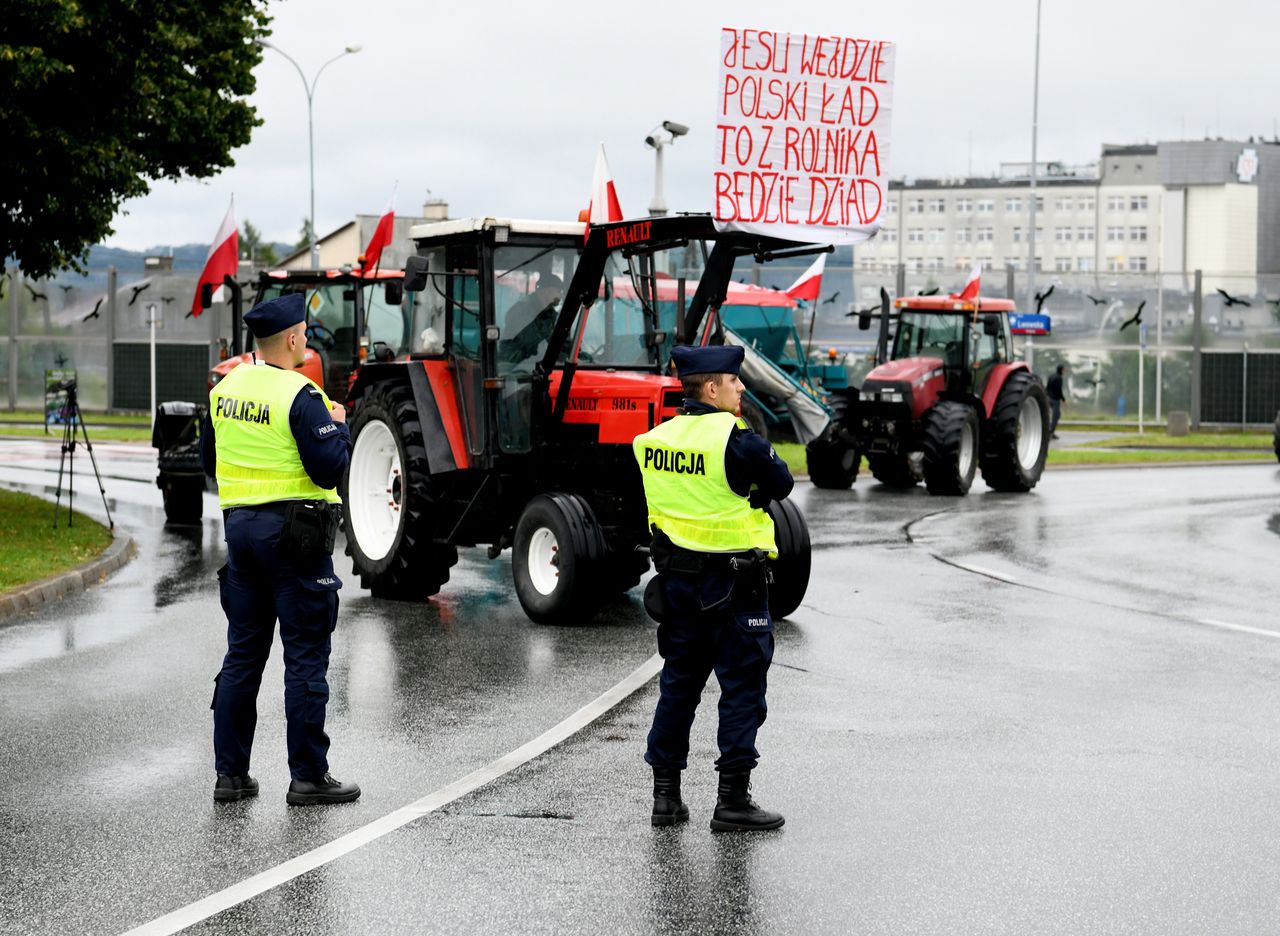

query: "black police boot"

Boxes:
[286, 773, 361, 806]
[213, 773, 259, 802]
[709, 771, 784, 831]
[651, 767, 690, 827]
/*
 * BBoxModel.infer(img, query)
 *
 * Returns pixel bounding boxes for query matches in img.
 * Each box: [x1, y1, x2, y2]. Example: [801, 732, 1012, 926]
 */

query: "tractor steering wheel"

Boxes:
[306, 321, 337, 350]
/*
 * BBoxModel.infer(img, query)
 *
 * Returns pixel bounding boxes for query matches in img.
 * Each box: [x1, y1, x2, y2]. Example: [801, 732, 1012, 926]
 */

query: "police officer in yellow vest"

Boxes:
[632, 344, 794, 831]
[199, 292, 359, 805]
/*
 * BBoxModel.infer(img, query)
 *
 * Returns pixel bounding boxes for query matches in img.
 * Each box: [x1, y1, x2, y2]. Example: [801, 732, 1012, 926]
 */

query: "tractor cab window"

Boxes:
[970, 314, 1010, 397]
[445, 243, 486, 455]
[413, 248, 447, 355]
[892, 312, 966, 369]
[494, 245, 580, 375]
[364, 280, 411, 357]
[258, 281, 358, 390]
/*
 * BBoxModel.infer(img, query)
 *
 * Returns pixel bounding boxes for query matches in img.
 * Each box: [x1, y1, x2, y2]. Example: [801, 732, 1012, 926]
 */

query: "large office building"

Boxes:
[862, 139, 1279, 280]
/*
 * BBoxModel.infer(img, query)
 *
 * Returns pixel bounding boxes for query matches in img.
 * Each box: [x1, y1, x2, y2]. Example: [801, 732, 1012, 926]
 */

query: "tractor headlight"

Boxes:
[208, 370, 222, 387]
[860, 390, 876, 402]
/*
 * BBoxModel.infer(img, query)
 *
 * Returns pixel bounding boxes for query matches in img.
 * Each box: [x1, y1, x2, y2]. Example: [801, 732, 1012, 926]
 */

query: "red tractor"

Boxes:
[846, 293, 1051, 495]
[338, 214, 814, 625]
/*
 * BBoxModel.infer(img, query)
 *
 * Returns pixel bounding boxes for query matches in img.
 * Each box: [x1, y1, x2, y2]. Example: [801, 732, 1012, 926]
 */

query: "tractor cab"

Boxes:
[884, 295, 1015, 401]
[342, 213, 818, 625]
[208, 268, 409, 396]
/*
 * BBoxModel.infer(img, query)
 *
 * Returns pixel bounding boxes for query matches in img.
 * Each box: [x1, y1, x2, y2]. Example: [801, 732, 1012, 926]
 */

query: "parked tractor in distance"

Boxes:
[843, 294, 1050, 495]
[338, 214, 814, 626]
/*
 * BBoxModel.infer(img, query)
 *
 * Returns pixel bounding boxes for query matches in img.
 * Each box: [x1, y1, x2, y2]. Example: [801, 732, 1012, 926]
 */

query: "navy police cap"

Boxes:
[670, 344, 744, 377]
[244, 292, 306, 339]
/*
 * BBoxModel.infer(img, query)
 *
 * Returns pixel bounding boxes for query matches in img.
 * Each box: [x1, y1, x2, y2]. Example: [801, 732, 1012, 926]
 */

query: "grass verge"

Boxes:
[1080, 431, 1273, 450]
[0, 426, 152, 442]
[0, 488, 113, 594]
[3, 409, 149, 426]
[1047, 448, 1273, 466]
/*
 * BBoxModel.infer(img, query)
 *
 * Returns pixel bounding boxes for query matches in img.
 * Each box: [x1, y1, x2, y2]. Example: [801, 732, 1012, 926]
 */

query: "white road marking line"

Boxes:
[1197, 619, 1280, 641]
[118, 652, 664, 936]
[939, 558, 1021, 585]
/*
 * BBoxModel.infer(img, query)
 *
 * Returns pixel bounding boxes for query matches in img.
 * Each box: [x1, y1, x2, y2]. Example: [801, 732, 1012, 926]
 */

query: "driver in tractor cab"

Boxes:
[632, 344, 793, 832]
[498, 272, 563, 366]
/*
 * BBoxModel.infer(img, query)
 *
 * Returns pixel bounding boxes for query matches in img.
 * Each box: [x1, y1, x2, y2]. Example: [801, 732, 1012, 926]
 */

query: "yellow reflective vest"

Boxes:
[209, 363, 342, 508]
[632, 410, 777, 556]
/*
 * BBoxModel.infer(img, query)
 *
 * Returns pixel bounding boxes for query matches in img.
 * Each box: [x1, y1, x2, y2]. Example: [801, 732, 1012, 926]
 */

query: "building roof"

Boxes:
[409, 217, 584, 241]
[1101, 144, 1158, 156]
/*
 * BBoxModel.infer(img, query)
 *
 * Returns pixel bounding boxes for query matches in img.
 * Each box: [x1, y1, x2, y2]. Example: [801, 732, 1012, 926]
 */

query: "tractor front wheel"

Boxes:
[922, 401, 979, 496]
[980, 370, 1050, 492]
[342, 380, 458, 600]
[805, 392, 859, 489]
[161, 479, 203, 525]
[512, 493, 609, 625]
[868, 452, 920, 488]
[765, 498, 811, 621]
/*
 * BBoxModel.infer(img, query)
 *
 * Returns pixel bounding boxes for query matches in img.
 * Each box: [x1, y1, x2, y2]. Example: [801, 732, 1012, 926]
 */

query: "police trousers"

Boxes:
[212, 506, 341, 781]
[644, 562, 774, 773]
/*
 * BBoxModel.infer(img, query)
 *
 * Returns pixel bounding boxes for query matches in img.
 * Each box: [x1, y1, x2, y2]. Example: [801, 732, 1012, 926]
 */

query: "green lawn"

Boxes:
[2, 409, 150, 426]
[1080, 431, 1274, 450]
[0, 488, 113, 594]
[0, 426, 152, 442]
[1047, 448, 1273, 466]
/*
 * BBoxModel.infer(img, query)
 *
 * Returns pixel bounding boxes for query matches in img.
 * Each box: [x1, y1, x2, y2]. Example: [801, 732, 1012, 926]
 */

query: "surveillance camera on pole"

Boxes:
[645, 119, 689, 217]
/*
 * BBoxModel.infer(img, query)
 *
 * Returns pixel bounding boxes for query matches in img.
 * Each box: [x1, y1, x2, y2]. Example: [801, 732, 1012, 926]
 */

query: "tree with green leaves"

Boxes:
[295, 218, 315, 254]
[1, 1, 272, 279]
[240, 219, 278, 267]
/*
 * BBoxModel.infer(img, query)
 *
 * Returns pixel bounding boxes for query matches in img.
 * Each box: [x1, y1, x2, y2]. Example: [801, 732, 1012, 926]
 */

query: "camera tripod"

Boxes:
[52, 381, 113, 531]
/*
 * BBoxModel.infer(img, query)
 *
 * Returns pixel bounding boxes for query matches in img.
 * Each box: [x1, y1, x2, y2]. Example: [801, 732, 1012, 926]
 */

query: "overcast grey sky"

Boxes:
[105, 0, 1280, 250]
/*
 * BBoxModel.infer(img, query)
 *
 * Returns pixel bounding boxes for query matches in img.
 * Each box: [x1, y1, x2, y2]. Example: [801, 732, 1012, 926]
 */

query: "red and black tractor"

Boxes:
[338, 214, 814, 625]
[844, 293, 1051, 495]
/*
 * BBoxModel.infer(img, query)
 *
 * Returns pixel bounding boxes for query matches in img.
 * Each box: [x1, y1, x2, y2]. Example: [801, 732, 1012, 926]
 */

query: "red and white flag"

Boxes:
[190, 200, 238, 318]
[360, 187, 396, 272]
[785, 253, 826, 302]
[950, 263, 982, 302]
[585, 143, 623, 236]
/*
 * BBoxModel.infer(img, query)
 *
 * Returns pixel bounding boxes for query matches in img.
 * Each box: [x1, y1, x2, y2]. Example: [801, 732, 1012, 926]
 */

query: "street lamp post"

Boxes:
[255, 39, 362, 269]
[645, 120, 689, 217]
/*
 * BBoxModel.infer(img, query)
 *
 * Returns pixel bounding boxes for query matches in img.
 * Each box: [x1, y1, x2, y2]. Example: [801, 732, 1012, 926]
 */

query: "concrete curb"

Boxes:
[0, 530, 137, 623]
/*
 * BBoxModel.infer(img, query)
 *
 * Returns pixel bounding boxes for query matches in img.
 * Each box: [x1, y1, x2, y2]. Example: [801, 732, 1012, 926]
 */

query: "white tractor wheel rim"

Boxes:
[527, 527, 561, 596]
[349, 419, 402, 562]
[1016, 396, 1044, 470]
[959, 419, 975, 478]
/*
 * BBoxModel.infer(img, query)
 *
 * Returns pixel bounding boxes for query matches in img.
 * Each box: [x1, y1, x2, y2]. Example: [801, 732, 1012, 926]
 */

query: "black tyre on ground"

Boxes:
[161, 480, 203, 524]
[765, 497, 810, 621]
[511, 492, 610, 625]
[921, 400, 979, 496]
[341, 381, 458, 600]
[979, 370, 1050, 492]
[739, 398, 769, 440]
[805, 391, 860, 489]
[868, 452, 920, 488]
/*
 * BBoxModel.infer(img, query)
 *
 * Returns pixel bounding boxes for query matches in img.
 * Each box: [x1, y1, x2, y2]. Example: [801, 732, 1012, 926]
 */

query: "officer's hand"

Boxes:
[329, 403, 347, 424]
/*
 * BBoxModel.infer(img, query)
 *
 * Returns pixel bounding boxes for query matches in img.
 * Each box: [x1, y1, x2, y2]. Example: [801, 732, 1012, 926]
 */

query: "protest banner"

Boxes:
[713, 27, 896, 245]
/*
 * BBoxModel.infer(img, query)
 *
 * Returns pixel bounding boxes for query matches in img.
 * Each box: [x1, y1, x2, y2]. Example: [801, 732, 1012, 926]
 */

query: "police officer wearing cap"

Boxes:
[632, 344, 794, 831]
[199, 292, 360, 805]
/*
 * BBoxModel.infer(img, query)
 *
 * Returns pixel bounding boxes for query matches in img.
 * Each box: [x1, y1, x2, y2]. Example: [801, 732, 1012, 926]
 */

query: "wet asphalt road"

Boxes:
[1, 439, 1279, 935]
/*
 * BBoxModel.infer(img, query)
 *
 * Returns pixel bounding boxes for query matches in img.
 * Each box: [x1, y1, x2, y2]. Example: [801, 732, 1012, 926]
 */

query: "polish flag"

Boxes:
[950, 263, 982, 301]
[360, 188, 396, 272]
[785, 253, 826, 302]
[190, 200, 238, 319]
[584, 143, 623, 237]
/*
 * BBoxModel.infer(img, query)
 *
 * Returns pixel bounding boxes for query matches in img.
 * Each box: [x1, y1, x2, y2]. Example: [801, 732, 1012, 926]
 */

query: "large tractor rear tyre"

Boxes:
[512, 493, 609, 625]
[868, 452, 920, 488]
[980, 370, 1050, 492]
[765, 498, 811, 621]
[1273, 410, 1279, 463]
[921, 401, 979, 496]
[342, 381, 458, 600]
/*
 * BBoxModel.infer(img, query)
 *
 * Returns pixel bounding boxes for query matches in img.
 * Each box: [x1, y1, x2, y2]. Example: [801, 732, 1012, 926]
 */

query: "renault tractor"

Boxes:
[338, 214, 814, 625]
[843, 293, 1050, 495]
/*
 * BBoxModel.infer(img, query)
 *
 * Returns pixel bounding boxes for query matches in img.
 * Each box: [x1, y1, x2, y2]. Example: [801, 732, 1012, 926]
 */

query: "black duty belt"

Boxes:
[664, 546, 766, 575]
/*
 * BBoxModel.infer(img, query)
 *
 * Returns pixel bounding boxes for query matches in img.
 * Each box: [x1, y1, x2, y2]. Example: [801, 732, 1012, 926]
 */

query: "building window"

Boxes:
[1055, 197, 1074, 211]
[953, 257, 971, 271]
[881, 228, 897, 243]
[886, 199, 898, 214]
[1004, 256, 1022, 271]
[955, 228, 972, 243]
[977, 199, 994, 213]
[1080, 197, 1095, 211]
[1011, 227, 1022, 243]
[908, 227, 924, 243]
[1055, 257, 1073, 272]
[1035, 196, 1045, 211]
[929, 227, 946, 243]
[1129, 226, 1148, 242]
[906, 258, 921, 273]
[1077, 227, 1095, 242]
[956, 198, 973, 214]
[1077, 257, 1095, 272]
[861, 257, 876, 270]
[927, 198, 946, 213]
[1106, 256, 1124, 272]
[977, 227, 994, 242]
[1106, 195, 1125, 211]
[908, 199, 924, 214]
[1106, 226, 1125, 242]
[1128, 256, 1148, 272]
[1005, 197, 1022, 212]
[1055, 226, 1072, 242]
[926, 257, 944, 271]
[1130, 195, 1148, 211]
[979, 258, 995, 271]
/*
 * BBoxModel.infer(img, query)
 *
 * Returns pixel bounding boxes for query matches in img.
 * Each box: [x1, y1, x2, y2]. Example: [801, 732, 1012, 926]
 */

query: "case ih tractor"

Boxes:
[338, 214, 814, 625]
[846, 294, 1050, 495]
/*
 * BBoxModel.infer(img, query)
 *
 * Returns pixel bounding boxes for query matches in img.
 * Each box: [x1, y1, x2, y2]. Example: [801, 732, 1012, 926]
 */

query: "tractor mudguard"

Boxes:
[980, 362, 1032, 420]
[348, 362, 466, 472]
